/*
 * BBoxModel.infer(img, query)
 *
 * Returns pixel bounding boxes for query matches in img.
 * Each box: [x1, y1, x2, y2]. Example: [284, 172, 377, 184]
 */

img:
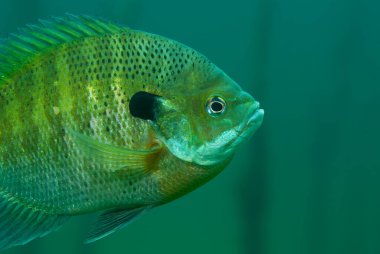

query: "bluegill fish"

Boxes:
[0, 15, 264, 249]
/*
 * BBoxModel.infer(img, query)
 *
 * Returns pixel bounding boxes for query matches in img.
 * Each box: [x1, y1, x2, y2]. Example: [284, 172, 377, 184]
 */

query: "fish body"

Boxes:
[0, 15, 263, 249]
[0, 26, 218, 214]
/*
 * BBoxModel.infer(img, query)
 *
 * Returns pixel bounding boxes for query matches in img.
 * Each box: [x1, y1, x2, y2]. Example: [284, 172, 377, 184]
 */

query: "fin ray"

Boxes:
[85, 206, 151, 244]
[0, 191, 69, 249]
[69, 129, 162, 177]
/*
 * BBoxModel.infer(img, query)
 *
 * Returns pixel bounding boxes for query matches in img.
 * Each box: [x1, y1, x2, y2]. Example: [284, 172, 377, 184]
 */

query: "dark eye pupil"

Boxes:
[206, 96, 226, 116]
[211, 101, 223, 112]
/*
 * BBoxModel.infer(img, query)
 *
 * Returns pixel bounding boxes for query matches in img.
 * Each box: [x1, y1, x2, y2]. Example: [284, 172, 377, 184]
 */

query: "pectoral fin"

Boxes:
[85, 206, 152, 244]
[69, 129, 162, 176]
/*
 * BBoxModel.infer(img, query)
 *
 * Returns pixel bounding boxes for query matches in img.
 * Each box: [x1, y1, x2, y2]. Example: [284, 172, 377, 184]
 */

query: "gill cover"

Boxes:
[129, 91, 161, 121]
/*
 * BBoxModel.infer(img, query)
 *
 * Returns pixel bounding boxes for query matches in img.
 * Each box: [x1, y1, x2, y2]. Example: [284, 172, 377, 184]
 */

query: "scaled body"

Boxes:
[0, 27, 210, 214]
[0, 15, 263, 249]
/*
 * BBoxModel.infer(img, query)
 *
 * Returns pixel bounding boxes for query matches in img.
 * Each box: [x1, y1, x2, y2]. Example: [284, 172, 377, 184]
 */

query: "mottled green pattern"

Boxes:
[0, 19, 216, 215]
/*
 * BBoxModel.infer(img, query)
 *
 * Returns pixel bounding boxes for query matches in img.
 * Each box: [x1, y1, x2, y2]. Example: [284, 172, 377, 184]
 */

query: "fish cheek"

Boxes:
[129, 94, 196, 160]
[129, 91, 161, 121]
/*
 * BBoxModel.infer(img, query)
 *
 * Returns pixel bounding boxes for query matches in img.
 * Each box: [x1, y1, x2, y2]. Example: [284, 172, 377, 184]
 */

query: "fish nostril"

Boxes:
[240, 91, 255, 104]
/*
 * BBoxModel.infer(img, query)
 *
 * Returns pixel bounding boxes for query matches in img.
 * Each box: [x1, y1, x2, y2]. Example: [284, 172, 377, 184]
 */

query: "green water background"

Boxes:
[1, 0, 379, 253]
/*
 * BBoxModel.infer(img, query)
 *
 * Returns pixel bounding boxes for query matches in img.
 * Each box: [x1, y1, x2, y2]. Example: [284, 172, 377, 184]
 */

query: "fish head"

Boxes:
[153, 67, 264, 166]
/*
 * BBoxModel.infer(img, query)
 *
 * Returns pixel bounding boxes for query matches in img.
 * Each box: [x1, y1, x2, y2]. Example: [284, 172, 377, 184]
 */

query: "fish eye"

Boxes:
[206, 96, 226, 116]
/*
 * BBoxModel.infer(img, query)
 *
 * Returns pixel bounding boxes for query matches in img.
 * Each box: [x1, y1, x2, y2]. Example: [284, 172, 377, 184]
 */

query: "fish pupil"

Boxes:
[211, 101, 223, 112]
[207, 96, 226, 115]
[129, 91, 160, 121]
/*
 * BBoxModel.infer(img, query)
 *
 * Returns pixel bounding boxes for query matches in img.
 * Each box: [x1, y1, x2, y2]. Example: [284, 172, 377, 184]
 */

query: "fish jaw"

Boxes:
[189, 104, 264, 166]
[158, 102, 264, 167]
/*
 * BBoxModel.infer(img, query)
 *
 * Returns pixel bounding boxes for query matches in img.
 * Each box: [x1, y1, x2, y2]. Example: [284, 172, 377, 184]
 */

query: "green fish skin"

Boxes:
[0, 15, 264, 249]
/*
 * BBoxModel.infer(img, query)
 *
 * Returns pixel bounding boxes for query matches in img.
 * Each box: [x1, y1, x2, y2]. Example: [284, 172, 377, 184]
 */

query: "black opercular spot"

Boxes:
[129, 91, 161, 121]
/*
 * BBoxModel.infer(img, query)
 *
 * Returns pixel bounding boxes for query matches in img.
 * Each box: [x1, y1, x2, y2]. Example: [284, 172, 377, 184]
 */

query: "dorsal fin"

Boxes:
[0, 14, 128, 82]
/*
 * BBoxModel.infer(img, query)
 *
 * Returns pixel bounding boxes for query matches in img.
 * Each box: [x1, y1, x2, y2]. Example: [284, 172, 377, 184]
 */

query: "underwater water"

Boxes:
[0, 0, 379, 253]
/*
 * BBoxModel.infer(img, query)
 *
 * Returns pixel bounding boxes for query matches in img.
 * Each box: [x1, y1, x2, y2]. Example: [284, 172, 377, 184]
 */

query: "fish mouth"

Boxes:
[247, 107, 264, 127]
[230, 103, 264, 146]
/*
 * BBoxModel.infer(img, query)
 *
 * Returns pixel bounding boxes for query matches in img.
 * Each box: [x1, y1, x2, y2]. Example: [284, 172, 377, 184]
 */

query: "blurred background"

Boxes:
[1, 0, 380, 253]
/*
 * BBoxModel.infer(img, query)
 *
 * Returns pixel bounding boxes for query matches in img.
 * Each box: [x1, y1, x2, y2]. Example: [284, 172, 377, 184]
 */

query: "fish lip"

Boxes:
[244, 101, 263, 126]
[247, 108, 264, 126]
[222, 104, 264, 150]
[233, 104, 264, 141]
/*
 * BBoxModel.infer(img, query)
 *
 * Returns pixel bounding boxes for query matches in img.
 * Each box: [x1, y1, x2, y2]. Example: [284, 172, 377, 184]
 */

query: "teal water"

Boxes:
[1, 0, 380, 253]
